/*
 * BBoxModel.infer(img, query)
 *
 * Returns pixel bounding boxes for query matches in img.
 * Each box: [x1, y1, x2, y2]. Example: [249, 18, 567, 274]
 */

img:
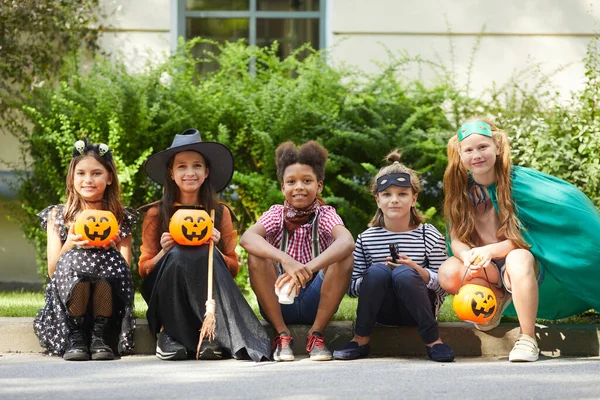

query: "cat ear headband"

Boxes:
[457, 122, 493, 141]
[73, 139, 112, 161]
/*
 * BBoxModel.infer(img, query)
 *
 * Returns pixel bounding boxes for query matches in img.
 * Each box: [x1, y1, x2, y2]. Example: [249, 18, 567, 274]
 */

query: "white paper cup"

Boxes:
[275, 282, 297, 305]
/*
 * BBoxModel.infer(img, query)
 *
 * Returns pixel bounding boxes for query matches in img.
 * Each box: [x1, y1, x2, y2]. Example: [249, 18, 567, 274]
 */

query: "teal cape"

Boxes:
[449, 166, 600, 319]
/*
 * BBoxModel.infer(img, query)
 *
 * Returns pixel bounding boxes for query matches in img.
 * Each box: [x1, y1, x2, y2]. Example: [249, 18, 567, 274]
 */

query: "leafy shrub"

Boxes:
[11, 36, 600, 296]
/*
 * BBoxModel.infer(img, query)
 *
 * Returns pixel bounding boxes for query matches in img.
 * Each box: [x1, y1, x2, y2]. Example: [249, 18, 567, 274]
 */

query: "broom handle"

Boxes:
[207, 209, 215, 301]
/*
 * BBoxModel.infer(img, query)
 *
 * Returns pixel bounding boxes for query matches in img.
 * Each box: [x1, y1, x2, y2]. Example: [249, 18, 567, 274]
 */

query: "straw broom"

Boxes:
[197, 209, 216, 358]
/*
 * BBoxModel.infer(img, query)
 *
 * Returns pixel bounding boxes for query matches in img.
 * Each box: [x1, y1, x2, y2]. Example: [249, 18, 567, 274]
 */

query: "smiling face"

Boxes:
[281, 163, 323, 209]
[459, 134, 499, 180]
[73, 156, 112, 202]
[376, 186, 417, 222]
[170, 151, 209, 196]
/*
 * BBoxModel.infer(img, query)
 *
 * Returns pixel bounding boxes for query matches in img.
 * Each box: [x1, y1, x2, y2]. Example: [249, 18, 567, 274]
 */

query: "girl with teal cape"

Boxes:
[438, 118, 600, 362]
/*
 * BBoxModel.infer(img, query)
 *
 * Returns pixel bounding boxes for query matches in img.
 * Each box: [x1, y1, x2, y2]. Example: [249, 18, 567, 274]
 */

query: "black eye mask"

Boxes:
[376, 173, 412, 192]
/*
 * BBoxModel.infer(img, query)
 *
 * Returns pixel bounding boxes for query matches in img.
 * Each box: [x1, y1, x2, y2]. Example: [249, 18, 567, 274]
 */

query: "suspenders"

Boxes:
[277, 212, 320, 273]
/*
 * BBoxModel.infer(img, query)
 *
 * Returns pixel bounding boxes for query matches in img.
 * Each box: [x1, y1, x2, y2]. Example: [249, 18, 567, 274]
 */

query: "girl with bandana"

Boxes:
[333, 150, 454, 362]
[34, 139, 138, 361]
[439, 117, 600, 362]
[240, 141, 355, 362]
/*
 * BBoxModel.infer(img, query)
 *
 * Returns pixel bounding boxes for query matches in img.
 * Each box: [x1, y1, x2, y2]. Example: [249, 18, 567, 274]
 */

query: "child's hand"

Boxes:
[386, 254, 418, 270]
[394, 254, 419, 269]
[65, 224, 90, 251]
[385, 256, 399, 270]
[275, 273, 300, 297]
[211, 227, 221, 244]
[466, 247, 493, 270]
[102, 231, 122, 251]
[280, 257, 313, 288]
[160, 232, 176, 252]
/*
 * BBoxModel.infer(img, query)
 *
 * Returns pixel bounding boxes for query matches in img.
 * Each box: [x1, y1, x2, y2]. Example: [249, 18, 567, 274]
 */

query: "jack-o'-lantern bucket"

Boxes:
[452, 284, 497, 324]
[74, 210, 119, 247]
[169, 209, 213, 246]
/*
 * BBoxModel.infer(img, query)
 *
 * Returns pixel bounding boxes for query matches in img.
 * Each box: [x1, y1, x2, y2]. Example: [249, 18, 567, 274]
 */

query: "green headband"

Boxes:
[457, 122, 493, 141]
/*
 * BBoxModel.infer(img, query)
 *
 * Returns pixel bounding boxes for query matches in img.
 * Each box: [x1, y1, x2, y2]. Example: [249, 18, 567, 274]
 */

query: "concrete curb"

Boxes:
[2, 317, 599, 357]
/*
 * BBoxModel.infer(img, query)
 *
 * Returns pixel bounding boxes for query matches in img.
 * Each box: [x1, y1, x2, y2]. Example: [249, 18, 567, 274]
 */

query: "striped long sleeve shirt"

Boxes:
[348, 224, 449, 314]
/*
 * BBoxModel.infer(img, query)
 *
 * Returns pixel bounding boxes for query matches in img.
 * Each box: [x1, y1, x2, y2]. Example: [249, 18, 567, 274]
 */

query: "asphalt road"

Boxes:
[2, 353, 600, 399]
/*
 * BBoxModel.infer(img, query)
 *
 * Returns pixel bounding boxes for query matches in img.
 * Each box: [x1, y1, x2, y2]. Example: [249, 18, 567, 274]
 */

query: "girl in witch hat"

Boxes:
[138, 128, 270, 361]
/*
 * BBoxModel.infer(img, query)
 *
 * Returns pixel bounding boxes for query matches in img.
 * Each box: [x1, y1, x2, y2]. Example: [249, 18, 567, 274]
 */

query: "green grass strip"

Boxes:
[1, 291, 598, 324]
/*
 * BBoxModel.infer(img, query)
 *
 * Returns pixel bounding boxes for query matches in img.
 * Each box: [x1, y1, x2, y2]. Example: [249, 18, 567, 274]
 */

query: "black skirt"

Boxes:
[142, 245, 271, 362]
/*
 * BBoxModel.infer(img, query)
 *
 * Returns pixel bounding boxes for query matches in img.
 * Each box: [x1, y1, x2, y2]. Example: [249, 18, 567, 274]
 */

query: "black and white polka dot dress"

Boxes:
[33, 205, 138, 356]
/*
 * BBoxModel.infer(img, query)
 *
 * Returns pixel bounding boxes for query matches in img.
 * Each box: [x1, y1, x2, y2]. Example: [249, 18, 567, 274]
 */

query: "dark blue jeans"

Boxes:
[259, 270, 325, 326]
[354, 263, 439, 344]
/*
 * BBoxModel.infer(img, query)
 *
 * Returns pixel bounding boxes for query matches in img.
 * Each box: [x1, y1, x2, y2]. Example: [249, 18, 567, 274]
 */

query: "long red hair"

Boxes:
[443, 118, 528, 249]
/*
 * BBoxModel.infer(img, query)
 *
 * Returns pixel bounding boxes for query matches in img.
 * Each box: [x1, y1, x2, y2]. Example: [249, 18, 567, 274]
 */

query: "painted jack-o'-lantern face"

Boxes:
[452, 284, 497, 324]
[169, 209, 213, 246]
[74, 210, 119, 247]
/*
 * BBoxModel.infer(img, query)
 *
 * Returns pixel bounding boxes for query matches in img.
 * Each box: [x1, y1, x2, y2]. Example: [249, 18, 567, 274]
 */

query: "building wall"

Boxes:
[330, 0, 600, 96]
[97, 0, 171, 71]
[0, 202, 38, 288]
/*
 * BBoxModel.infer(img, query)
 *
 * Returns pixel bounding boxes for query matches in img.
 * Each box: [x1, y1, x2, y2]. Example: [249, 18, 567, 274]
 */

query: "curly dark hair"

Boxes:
[275, 141, 328, 182]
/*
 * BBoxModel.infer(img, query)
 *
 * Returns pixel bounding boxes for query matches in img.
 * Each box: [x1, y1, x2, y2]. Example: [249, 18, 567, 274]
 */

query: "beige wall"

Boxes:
[330, 0, 600, 96]
[0, 202, 39, 286]
[0, 132, 24, 169]
[97, 0, 171, 71]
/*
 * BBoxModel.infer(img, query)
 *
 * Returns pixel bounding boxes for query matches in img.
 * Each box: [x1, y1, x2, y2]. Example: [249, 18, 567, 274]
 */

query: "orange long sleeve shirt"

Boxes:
[138, 204, 240, 279]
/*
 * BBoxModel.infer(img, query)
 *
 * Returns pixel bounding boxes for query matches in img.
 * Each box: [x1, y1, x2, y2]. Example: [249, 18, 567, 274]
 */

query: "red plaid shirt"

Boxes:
[257, 204, 344, 264]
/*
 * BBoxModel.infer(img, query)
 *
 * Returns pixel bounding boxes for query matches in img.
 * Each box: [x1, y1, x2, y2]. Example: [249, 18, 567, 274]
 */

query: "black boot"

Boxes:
[64, 316, 90, 361]
[90, 317, 115, 360]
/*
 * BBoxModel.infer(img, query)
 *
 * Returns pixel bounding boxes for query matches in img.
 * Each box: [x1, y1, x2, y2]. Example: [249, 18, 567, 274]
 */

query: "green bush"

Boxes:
[503, 40, 600, 206]
[11, 36, 600, 297]
[15, 38, 465, 288]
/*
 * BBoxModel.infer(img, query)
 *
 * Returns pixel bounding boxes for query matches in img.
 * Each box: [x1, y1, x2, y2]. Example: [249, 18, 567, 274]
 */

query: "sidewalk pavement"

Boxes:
[1, 317, 599, 357]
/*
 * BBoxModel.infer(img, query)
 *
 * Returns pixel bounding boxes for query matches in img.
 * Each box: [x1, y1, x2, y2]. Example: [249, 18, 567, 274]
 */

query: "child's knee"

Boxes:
[247, 254, 277, 277]
[505, 249, 536, 278]
[326, 254, 354, 277]
[437, 257, 463, 285]
[339, 254, 354, 275]
[506, 248, 535, 265]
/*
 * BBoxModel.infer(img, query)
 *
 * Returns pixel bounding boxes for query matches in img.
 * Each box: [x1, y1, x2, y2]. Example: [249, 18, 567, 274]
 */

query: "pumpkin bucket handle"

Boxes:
[460, 261, 492, 290]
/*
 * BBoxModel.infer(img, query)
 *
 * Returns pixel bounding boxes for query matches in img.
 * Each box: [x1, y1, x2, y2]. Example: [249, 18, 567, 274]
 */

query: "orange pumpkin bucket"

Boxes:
[169, 209, 213, 246]
[452, 283, 497, 324]
[74, 210, 119, 247]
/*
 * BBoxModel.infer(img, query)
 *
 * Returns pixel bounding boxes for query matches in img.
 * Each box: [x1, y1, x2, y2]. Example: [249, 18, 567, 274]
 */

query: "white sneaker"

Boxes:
[475, 292, 512, 332]
[509, 334, 539, 362]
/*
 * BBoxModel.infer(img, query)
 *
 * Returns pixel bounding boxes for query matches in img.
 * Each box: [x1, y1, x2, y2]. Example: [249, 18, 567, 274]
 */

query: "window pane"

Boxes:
[187, 18, 250, 74]
[257, 0, 319, 11]
[186, 0, 249, 11]
[186, 18, 249, 42]
[256, 18, 319, 58]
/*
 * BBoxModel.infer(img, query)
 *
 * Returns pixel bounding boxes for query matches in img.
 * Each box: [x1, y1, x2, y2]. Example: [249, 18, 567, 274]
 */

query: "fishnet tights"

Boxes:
[66, 280, 112, 318]
[67, 281, 90, 316]
[93, 280, 112, 318]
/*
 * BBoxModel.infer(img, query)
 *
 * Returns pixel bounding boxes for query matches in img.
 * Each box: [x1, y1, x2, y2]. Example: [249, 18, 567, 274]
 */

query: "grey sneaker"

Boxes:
[156, 331, 187, 361]
[197, 339, 223, 360]
[306, 332, 332, 361]
[272, 332, 295, 361]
